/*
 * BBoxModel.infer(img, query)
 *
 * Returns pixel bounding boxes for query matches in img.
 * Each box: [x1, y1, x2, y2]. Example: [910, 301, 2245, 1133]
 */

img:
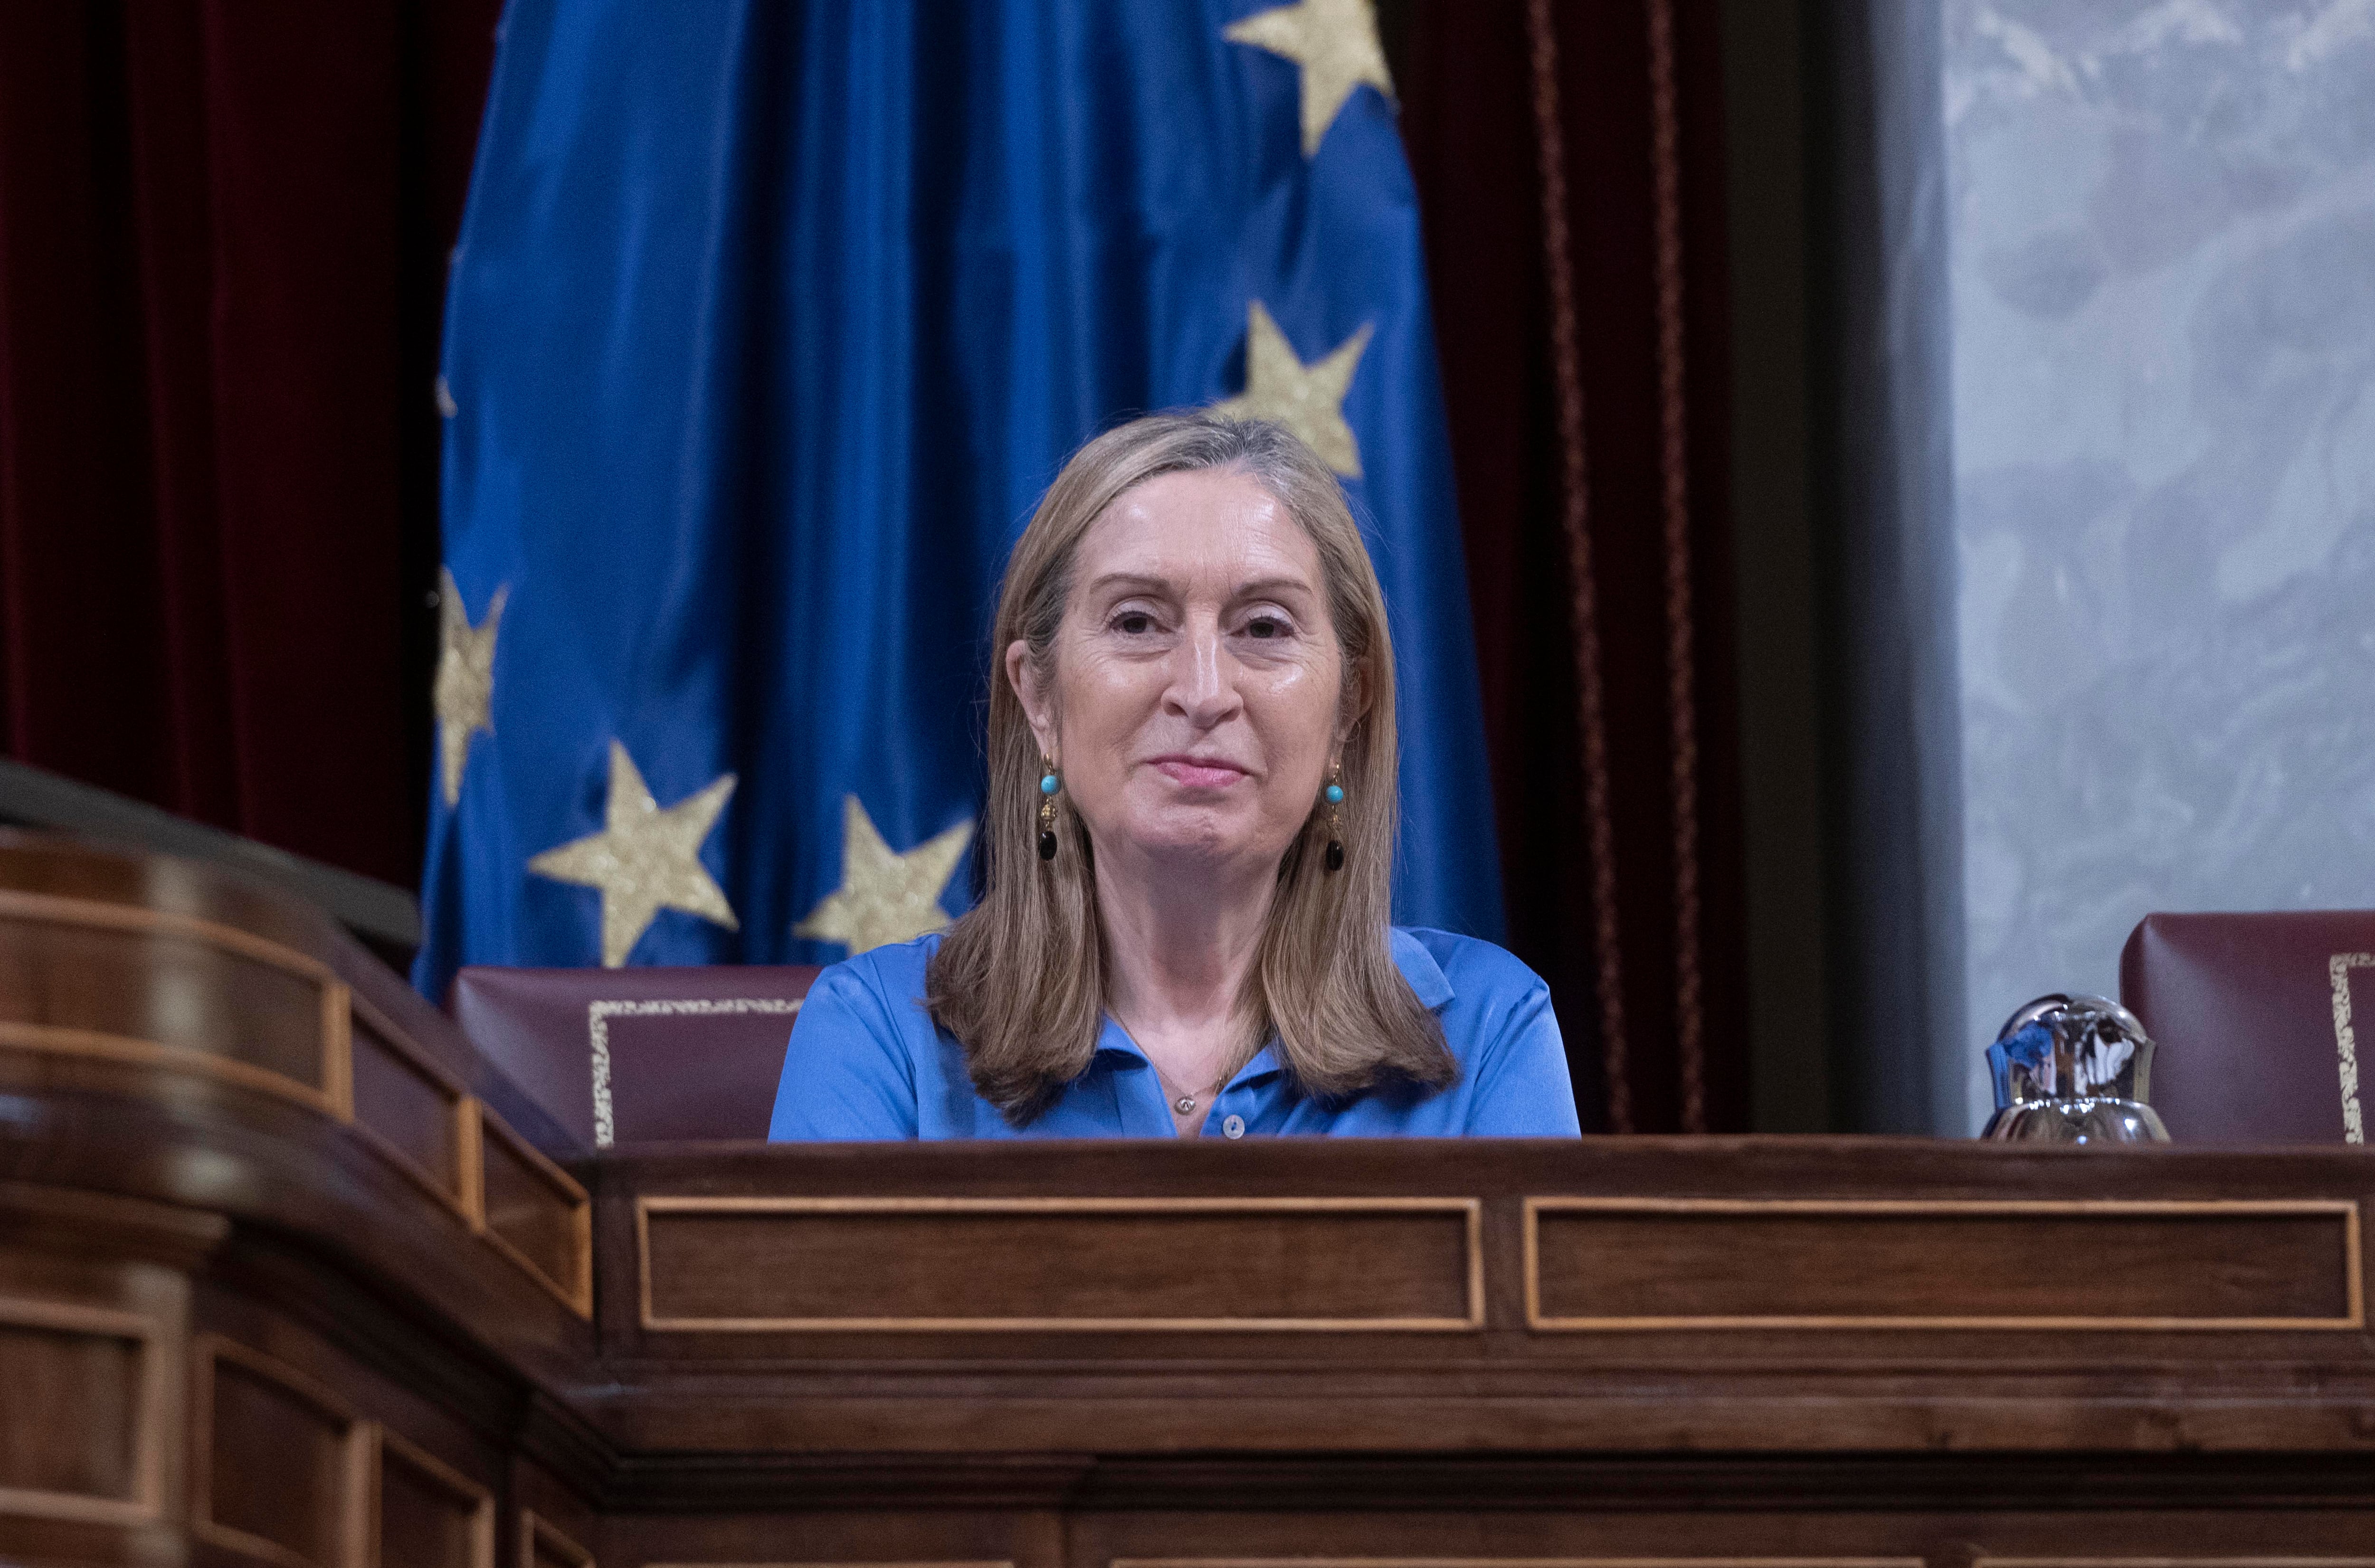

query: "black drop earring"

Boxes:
[1037, 758, 1060, 860]
[1323, 764, 1345, 872]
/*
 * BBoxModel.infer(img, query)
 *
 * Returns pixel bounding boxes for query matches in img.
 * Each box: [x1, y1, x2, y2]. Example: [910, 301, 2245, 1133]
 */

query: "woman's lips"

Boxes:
[1150, 757, 1249, 789]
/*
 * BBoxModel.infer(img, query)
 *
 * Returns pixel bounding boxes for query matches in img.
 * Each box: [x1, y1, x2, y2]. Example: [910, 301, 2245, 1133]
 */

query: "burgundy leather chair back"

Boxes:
[2119, 911, 2375, 1145]
[449, 964, 819, 1147]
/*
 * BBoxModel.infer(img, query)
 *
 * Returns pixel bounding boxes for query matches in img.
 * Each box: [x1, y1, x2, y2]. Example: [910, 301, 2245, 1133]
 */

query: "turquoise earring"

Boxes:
[1323, 765, 1345, 872]
[1037, 759, 1060, 861]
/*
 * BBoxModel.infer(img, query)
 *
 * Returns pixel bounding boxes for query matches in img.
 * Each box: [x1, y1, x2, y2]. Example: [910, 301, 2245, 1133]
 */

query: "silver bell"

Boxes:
[1981, 992, 2168, 1143]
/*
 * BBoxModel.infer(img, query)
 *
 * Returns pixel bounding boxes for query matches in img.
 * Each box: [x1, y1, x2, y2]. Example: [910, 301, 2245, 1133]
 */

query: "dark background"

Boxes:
[0, 0, 1835, 1134]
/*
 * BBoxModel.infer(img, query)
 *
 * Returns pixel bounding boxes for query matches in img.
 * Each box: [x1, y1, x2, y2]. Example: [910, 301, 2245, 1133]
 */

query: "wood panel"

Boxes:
[600, 1502, 1050, 1568]
[373, 1427, 494, 1568]
[1525, 1199, 2365, 1329]
[19, 824, 2375, 1559]
[1070, 1507, 2375, 1566]
[481, 1107, 593, 1317]
[0, 1295, 164, 1526]
[0, 849, 602, 1323]
[522, 1507, 597, 1568]
[644, 1561, 1012, 1568]
[0, 887, 349, 1113]
[1109, 1561, 1929, 1568]
[635, 1197, 1483, 1332]
[351, 997, 472, 1213]
[193, 1334, 370, 1568]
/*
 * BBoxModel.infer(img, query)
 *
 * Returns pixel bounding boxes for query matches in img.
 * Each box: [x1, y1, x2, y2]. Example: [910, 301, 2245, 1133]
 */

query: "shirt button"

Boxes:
[1222, 1114, 1245, 1139]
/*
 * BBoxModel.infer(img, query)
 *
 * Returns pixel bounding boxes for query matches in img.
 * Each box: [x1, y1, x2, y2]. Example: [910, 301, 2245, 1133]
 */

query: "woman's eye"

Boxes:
[1244, 615, 1288, 640]
[1112, 611, 1156, 635]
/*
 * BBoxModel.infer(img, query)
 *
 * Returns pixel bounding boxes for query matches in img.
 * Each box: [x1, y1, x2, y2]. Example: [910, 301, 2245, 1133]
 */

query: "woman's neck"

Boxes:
[1094, 848, 1274, 1113]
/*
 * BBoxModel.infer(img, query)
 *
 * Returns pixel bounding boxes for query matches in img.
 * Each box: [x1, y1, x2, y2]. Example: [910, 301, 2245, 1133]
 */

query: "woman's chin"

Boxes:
[1108, 808, 1278, 869]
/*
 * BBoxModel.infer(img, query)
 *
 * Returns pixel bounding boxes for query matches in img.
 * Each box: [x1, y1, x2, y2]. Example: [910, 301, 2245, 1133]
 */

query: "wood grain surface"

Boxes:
[1, 833, 2374, 1567]
[1525, 1197, 2361, 1328]
[636, 1196, 1482, 1331]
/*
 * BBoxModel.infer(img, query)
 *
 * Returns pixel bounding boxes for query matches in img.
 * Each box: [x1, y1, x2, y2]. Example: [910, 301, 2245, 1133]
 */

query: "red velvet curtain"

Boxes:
[1405, 0, 1748, 1133]
[0, 0, 496, 887]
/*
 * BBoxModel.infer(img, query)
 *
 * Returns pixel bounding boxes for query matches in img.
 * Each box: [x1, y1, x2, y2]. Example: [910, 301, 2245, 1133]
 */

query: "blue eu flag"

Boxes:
[414, 0, 1503, 998]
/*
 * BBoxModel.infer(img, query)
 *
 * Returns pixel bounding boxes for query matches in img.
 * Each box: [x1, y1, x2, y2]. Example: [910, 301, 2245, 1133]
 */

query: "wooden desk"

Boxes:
[1, 835, 2372, 1566]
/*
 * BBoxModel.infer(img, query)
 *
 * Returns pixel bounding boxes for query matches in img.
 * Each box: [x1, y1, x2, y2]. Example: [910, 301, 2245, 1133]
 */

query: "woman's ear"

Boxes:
[1005, 639, 1059, 761]
[1336, 652, 1373, 746]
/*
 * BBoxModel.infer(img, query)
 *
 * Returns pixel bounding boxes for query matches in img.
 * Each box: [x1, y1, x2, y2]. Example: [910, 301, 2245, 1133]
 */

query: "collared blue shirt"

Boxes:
[768, 927, 1581, 1139]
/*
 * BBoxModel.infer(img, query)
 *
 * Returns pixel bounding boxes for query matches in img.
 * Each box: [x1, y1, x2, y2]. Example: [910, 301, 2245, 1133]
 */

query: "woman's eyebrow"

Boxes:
[1083, 572, 1171, 596]
[1231, 576, 1314, 601]
[1082, 572, 1314, 600]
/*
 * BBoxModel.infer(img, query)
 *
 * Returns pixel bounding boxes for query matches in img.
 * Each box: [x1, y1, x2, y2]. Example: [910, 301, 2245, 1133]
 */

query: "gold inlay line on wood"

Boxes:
[371, 1425, 496, 1568]
[523, 1508, 596, 1568]
[0, 1030, 587, 1321]
[0, 888, 355, 1117]
[647, 1561, 1014, 1568]
[321, 980, 355, 1118]
[190, 1334, 373, 1568]
[344, 999, 477, 1224]
[1522, 1197, 2365, 1331]
[0, 888, 338, 982]
[0, 892, 593, 1322]
[343, 1003, 514, 1259]
[0, 1020, 342, 1117]
[0, 1294, 168, 1527]
[637, 1195, 1485, 1332]
[1980, 1559, 2375, 1567]
[479, 1106, 594, 1319]
[1112, 1559, 1931, 1568]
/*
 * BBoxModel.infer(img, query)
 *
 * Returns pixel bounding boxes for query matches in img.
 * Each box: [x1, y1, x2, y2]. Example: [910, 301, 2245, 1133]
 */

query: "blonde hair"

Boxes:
[926, 412, 1454, 1124]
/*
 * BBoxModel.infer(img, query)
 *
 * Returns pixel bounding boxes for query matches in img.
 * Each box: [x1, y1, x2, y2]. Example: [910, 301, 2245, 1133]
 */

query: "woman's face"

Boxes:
[1009, 467, 1354, 880]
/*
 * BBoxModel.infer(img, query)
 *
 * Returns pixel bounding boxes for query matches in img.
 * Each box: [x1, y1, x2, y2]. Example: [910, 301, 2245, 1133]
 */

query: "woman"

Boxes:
[769, 413, 1578, 1139]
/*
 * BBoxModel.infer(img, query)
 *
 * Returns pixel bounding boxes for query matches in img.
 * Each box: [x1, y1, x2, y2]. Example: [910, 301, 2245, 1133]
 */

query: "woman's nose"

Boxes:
[1164, 625, 1241, 727]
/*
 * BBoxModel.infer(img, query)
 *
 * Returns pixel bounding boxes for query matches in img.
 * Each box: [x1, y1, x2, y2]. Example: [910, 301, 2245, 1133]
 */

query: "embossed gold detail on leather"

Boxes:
[2327, 952, 2371, 1144]
[585, 995, 802, 1148]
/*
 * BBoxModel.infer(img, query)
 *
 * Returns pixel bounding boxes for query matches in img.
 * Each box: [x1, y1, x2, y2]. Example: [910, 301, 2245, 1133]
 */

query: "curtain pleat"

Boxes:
[0, 0, 496, 887]
[1404, 0, 1747, 1133]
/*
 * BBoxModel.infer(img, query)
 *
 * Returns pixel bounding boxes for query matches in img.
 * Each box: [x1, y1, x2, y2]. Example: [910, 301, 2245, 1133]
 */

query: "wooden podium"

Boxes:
[2, 835, 2372, 1567]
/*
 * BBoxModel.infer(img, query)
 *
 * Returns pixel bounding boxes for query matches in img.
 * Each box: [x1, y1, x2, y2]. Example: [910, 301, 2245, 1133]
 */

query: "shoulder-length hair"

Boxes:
[926, 412, 1454, 1125]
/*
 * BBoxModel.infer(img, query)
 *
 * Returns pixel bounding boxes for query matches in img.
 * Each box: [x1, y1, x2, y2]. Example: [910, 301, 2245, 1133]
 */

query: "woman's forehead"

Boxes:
[1077, 468, 1321, 590]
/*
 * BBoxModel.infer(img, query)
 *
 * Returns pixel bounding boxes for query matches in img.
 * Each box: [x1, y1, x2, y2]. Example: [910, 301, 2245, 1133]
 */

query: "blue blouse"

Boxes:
[767, 927, 1582, 1140]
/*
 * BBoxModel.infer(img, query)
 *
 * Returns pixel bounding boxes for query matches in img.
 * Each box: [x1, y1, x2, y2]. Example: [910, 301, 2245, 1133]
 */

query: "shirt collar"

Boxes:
[1093, 1020, 1288, 1088]
[1090, 930, 1455, 1072]
[1390, 926, 1455, 1011]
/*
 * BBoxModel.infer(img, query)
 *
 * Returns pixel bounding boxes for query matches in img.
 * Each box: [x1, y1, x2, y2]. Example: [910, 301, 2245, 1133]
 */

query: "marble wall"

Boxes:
[1941, 0, 2375, 1128]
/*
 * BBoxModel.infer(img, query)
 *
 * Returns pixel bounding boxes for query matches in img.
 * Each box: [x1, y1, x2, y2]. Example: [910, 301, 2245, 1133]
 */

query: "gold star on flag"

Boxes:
[794, 795, 973, 957]
[433, 568, 506, 807]
[1212, 300, 1374, 478]
[1223, 0, 1395, 157]
[527, 741, 739, 967]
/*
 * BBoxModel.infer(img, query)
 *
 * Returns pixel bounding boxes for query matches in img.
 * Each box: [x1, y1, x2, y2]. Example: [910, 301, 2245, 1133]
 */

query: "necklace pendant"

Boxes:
[1175, 1095, 1197, 1115]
